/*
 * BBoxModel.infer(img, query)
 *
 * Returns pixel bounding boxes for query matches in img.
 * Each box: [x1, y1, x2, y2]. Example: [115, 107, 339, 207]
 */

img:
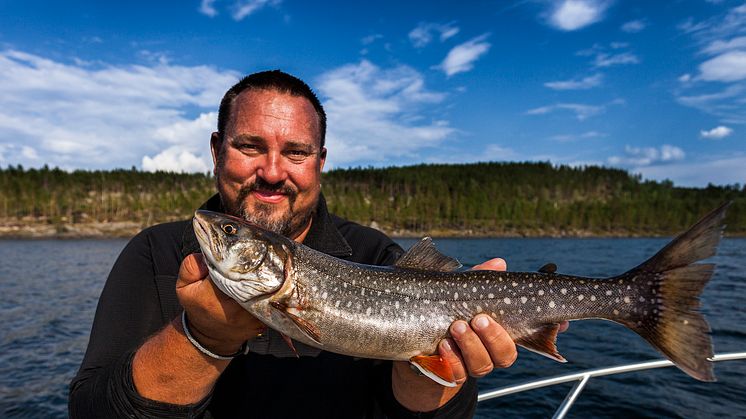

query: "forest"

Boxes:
[1, 162, 744, 237]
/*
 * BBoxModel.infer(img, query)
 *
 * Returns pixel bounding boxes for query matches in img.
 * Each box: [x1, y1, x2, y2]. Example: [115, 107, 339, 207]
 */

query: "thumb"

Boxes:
[177, 253, 209, 288]
[472, 257, 507, 272]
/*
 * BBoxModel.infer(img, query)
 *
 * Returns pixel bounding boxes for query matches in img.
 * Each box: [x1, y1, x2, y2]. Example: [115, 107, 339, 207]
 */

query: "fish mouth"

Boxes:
[193, 211, 223, 264]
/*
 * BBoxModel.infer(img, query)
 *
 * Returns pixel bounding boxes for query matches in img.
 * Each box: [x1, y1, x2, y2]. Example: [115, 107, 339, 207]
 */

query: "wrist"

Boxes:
[180, 311, 248, 359]
[391, 361, 462, 412]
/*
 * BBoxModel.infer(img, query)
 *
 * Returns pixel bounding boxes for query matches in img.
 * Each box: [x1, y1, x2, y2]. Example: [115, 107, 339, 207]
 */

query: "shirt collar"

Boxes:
[181, 192, 352, 259]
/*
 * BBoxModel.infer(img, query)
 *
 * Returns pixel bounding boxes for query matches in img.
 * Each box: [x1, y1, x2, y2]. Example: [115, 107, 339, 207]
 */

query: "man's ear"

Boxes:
[319, 147, 327, 172]
[210, 132, 222, 175]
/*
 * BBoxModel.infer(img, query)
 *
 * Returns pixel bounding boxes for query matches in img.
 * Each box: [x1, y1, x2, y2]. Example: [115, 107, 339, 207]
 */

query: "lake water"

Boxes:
[1, 237, 744, 418]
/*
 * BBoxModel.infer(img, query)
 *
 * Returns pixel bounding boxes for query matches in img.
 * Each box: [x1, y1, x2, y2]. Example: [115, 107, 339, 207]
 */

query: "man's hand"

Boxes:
[176, 253, 265, 355]
[132, 253, 264, 404]
[392, 258, 569, 412]
[392, 258, 514, 412]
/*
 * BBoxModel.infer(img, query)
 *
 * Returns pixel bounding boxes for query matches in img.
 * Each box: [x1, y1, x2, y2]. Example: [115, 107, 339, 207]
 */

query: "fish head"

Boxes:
[193, 210, 292, 305]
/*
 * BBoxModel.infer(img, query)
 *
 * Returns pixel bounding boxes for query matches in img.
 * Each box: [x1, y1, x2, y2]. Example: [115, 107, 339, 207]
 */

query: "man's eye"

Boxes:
[287, 150, 311, 161]
[238, 144, 259, 151]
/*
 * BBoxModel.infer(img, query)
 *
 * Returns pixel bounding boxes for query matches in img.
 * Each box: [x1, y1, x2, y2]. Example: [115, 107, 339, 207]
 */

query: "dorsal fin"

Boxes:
[538, 263, 557, 274]
[394, 237, 462, 272]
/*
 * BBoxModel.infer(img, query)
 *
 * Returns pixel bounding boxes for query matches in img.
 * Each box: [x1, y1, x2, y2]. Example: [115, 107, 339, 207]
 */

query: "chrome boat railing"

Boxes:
[477, 351, 746, 419]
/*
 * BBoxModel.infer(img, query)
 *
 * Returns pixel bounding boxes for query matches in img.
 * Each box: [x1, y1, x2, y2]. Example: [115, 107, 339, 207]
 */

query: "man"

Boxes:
[69, 70, 518, 418]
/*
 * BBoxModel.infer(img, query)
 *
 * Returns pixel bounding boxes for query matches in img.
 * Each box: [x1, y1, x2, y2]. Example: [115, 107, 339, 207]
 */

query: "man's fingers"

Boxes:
[559, 320, 570, 333]
[449, 320, 495, 378]
[438, 338, 468, 385]
[471, 315, 517, 369]
[472, 258, 507, 272]
[177, 253, 209, 288]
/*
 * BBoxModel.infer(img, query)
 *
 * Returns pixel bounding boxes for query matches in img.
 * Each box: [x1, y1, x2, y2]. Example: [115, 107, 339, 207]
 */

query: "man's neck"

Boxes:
[292, 219, 313, 243]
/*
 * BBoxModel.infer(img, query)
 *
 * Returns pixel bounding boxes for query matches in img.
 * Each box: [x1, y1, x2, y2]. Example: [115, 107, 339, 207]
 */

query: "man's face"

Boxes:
[211, 89, 326, 240]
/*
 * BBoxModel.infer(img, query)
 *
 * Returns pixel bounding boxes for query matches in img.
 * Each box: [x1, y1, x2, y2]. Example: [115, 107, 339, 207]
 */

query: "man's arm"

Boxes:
[132, 253, 265, 403]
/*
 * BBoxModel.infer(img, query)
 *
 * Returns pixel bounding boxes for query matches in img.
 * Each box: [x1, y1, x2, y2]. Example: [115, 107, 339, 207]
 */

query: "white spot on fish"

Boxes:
[529, 283, 533, 288]
[504, 297, 511, 304]
[606, 290, 613, 296]
[321, 292, 327, 299]
[639, 296, 646, 302]
[561, 288, 567, 295]
[454, 292, 459, 299]
[613, 309, 620, 315]
[312, 286, 318, 293]
[346, 301, 352, 308]
[512, 282, 518, 287]
[420, 315, 426, 322]
[538, 290, 545, 296]
[366, 307, 372, 316]
[578, 295, 584, 301]
[683, 320, 689, 325]
[624, 297, 631, 304]
[536, 307, 541, 312]
[548, 279, 554, 285]
[499, 309, 505, 315]
[462, 302, 469, 309]
[405, 297, 410, 303]
[590, 296, 596, 302]
[472, 286, 477, 292]
[521, 297, 528, 304]
[594, 285, 599, 289]
[476, 305, 483, 312]
[395, 301, 400, 309]
[549, 301, 556, 308]
[488, 293, 495, 299]
[335, 300, 341, 308]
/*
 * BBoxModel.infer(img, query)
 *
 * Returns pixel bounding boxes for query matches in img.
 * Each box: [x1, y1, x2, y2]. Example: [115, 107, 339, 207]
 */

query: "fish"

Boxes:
[192, 202, 731, 387]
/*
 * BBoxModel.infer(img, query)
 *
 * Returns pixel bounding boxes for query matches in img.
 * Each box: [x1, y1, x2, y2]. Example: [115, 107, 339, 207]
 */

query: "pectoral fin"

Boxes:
[280, 332, 300, 358]
[538, 263, 557, 274]
[515, 323, 566, 362]
[409, 355, 457, 387]
[270, 301, 323, 346]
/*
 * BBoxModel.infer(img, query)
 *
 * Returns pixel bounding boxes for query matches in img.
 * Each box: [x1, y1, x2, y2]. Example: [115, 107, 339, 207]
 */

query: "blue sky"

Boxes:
[0, 0, 744, 186]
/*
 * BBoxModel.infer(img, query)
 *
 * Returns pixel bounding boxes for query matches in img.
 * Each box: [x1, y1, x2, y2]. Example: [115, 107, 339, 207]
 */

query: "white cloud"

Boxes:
[632, 154, 746, 187]
[621, 19, 646, 33]
[678, 73, 692, 83]
[700, 126, 733, 139]
[702, 36, 746, 55]
[437, 34, 491, 77]
[544, 73, 602, 90]
[231, 0, 281, 21]
[0, 49, 238, 171]
[408, 22, 460, 48]
[199, 0, 218, 17]
[526, 103, 605, 121]
[594, 51, 639, 67]
[317, 60, 454, 167]
[548, 0, 609, 31]
[699, 50, 746, 82]
[550, 131, 606, 142]
[608, 144, 685, 167]
[361, 34, 383, 45]
[142, 147, 210, 173]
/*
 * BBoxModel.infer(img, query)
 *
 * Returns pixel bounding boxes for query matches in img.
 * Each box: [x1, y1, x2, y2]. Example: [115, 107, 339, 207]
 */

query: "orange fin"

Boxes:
[515, 323, 566, 362]
[280, 333, 299, 358]
[409, 355, 457, 387]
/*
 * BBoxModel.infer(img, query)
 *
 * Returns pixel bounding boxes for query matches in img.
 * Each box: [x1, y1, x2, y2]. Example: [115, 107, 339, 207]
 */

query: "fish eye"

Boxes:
[222, 223, 238, 235]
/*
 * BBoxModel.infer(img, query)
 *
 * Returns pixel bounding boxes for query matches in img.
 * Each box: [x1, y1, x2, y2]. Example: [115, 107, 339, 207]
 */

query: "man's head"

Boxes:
[211, 70, 327, 241]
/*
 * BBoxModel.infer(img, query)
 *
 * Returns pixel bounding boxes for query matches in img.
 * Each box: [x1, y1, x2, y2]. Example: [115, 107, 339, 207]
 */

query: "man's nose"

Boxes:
[256, 152, 288, 184]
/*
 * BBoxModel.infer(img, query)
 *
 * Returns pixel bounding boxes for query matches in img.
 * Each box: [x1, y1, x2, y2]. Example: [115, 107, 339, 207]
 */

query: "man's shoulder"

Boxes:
[329, 214, 403, 265]
[136, 220, 191, 243]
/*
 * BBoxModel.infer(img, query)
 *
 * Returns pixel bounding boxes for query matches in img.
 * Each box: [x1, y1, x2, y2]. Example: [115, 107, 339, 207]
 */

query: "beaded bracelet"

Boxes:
[181, 311, 249, 360]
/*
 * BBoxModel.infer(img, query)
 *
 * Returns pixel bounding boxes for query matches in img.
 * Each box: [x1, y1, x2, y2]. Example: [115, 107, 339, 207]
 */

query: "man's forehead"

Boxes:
[228, 88, 321, 140]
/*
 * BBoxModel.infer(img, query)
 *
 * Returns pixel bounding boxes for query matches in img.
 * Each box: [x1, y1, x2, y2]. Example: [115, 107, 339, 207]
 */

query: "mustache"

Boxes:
[236, 177, 298, 203]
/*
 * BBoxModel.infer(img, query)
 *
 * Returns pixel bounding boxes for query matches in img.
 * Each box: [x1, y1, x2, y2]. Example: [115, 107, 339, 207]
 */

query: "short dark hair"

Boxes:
[217, 70, 327, 147]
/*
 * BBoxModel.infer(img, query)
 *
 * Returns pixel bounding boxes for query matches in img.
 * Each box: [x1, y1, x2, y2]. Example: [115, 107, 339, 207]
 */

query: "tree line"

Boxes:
[1, 163, 744, 236]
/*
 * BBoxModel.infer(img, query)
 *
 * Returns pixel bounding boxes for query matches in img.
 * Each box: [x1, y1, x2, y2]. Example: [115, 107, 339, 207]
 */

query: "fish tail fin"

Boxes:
[620, 202, 730, 382]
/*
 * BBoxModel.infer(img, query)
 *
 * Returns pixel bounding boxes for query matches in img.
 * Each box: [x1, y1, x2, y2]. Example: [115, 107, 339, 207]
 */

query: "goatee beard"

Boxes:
[218, 176, 316, 238]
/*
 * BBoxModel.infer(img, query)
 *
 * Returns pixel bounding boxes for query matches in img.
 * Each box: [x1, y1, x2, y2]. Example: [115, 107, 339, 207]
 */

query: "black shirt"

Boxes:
[69, 194, 477, 418]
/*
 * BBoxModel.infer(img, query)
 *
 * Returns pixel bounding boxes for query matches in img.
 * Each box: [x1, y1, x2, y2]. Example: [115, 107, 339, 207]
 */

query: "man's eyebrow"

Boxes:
[284, 141, 316, 151]
[231, 134, 265, 143]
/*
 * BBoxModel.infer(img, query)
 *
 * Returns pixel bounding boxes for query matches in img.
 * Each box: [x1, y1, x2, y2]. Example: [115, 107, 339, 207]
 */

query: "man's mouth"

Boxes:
[252, 189, 287, 204]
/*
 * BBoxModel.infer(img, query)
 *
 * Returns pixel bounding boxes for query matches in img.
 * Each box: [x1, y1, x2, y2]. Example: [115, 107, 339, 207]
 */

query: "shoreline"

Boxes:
[2, 222, 743, 239]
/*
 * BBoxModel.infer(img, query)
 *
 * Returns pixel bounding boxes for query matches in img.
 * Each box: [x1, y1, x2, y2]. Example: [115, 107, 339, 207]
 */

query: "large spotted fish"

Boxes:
[193, 203, 730, 386]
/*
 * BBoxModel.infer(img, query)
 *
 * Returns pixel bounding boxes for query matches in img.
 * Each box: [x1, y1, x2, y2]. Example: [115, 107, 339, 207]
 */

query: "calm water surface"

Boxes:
[0, 237, 744, 418]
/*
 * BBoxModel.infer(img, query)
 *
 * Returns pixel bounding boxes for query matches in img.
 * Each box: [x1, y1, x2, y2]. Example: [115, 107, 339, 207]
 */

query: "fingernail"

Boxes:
[452, 321, 467, 335]
[475, 315, 490, 330]
[440, 339, 452, 352]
